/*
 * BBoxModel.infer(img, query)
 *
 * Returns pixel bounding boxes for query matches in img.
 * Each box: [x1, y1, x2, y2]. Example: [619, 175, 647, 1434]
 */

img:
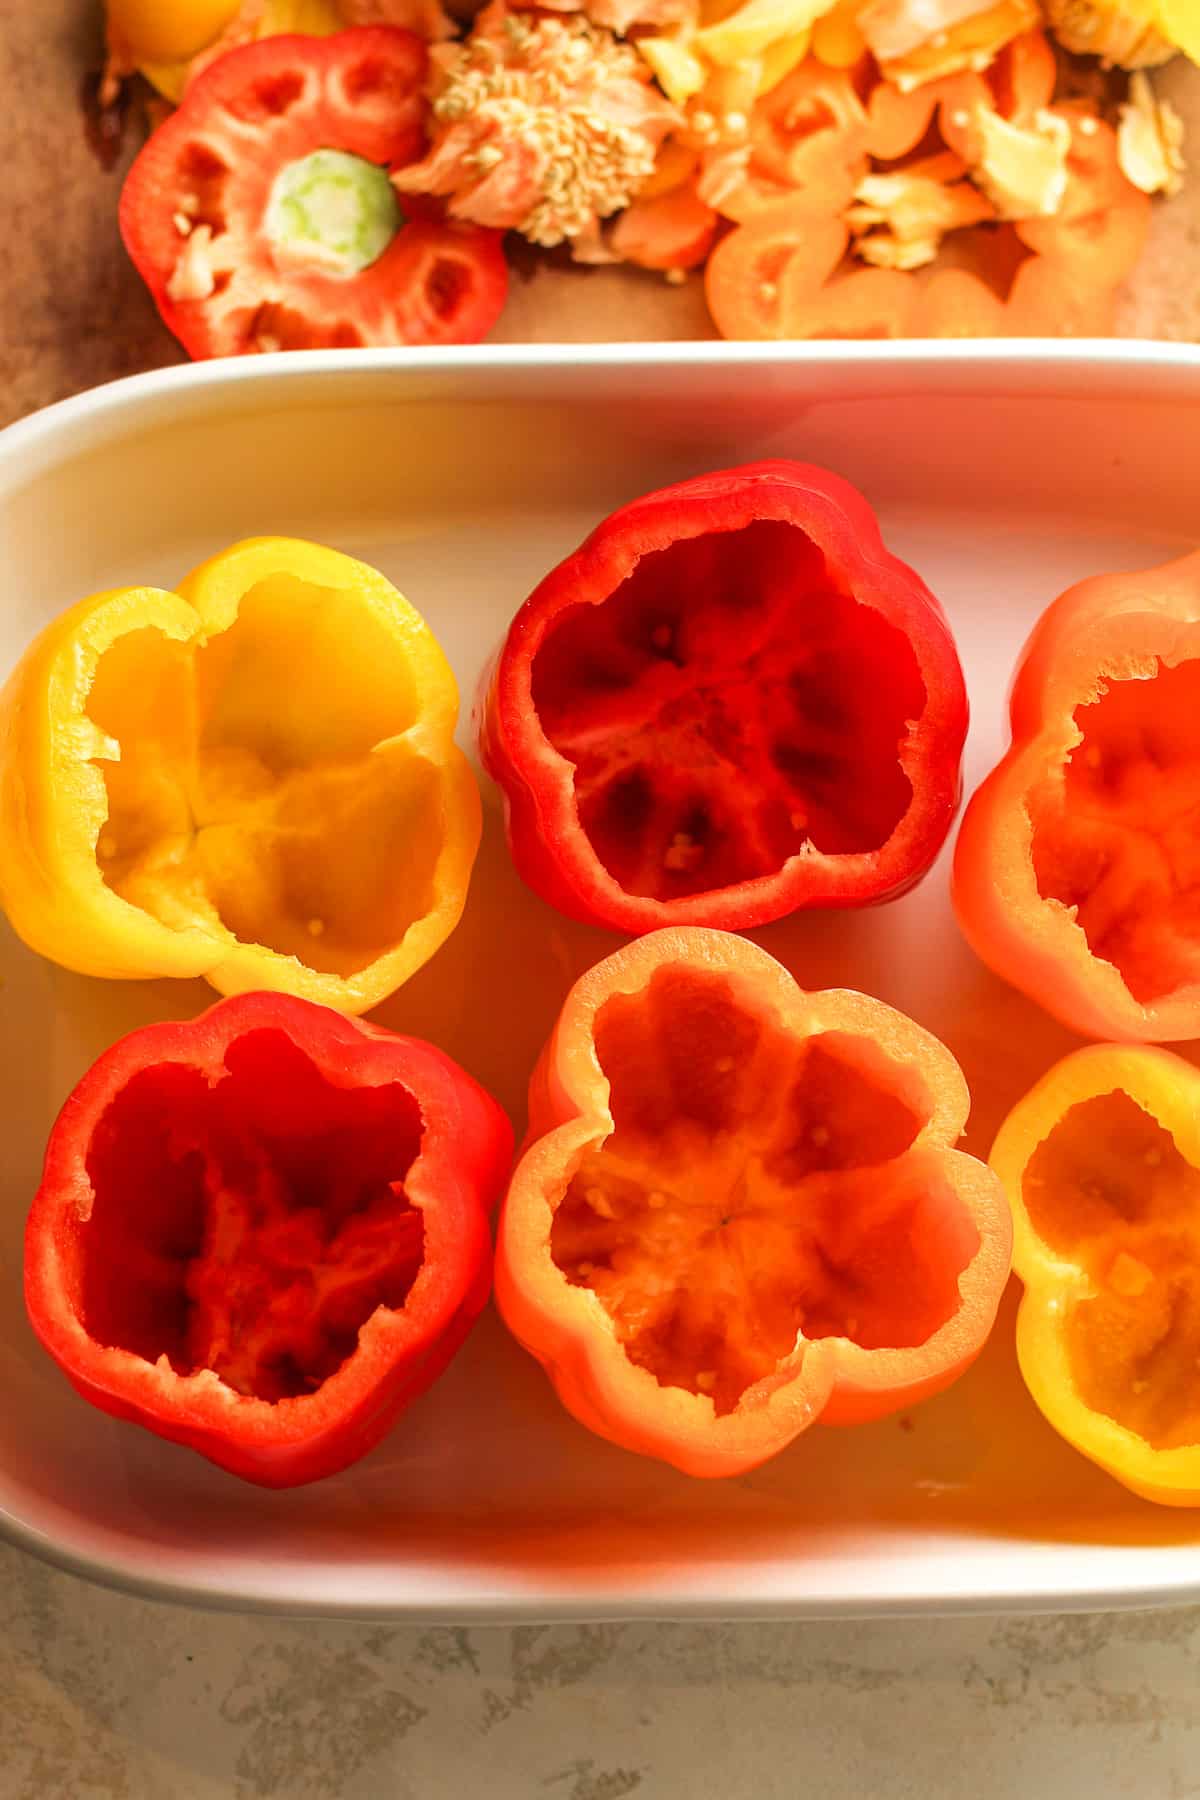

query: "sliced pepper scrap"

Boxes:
[25, 991, 513, 1486]
[747, 61, 870, 204]
[497, 928, 1012, 1477]
[863, 0, 1040, 91]
[479, 460, 969, 935]
[704, 207, 850, 335]
[1041, 0, 1179, 68]
[953, 548, 1200, 1042]
[1014, 108, 1152, 282]
[991, 1045, 1200, 1506]
[0, 536, 480, 1014]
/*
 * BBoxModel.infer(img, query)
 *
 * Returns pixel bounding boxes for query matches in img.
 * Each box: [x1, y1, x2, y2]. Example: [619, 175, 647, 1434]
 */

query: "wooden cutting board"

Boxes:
[2, 1, 1197, 429]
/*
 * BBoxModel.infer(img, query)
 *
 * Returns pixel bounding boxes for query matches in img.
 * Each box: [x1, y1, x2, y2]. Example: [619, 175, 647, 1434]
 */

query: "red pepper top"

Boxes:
[119, 29, 509, 357]
[479, 461, 969, 935]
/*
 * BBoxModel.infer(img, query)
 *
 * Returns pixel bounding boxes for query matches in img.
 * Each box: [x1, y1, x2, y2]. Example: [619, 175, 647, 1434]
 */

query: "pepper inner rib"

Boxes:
[530, 519, 926, 900]
[87, 575, 442, 976]
[78, 1029, 426, 1402]
[549, 967, 976, 1415]
[1022, 1090, 1200, 1451]
[1031, 659, 1200, 1004]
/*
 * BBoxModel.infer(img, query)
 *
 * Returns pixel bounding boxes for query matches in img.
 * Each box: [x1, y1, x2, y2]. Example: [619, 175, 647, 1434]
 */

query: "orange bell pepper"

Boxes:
[496, 928, 1012, 1477]
[991, 1044, 1200, 1506]
[0, 537, 480, 1014]
[953, 548, 1200, 1042]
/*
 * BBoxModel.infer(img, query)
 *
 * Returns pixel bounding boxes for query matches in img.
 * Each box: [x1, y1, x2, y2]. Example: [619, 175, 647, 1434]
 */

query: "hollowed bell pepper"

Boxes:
[496, 927, 1011, 1477]
[479, 463, 969, 936]
[25, 991, 513, 1486]
[0, 536, 480, 1014]
[991, 1044, 1200, 1506]
[954, 549, 1200, 1042]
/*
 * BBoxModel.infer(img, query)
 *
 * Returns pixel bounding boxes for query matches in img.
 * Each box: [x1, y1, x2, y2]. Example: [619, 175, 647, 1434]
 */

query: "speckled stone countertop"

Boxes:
[5, 1541, 1200, 1797]
[5, 6, 1200, 1793]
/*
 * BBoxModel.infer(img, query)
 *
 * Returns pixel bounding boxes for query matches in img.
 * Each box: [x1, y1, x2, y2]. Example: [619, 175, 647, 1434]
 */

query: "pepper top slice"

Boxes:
[0, 536, 480, 1013]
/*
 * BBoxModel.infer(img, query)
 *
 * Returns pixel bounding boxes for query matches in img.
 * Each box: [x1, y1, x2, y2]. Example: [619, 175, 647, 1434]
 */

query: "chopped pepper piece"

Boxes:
[119, 29, 508, 355]
[861, 0, 1039, 90]
[479, 461, 969, 935]
[693, 0, 833, 64]
[496, 929, 1012, 1476]
[972, 106, 1071, 217]
[863, 29, 1055, 163]
[953, 549, 1200, 1042]
[609, 184, 719, 268]
[0, 537, 480, 1014]
[638, 34, 710, 105]
[104, 1, 354, 105]
[849, 156, 995, 268]
[704, 207, 850, 330]
[917, 265, 1007, 333]
[1041, 0, 1178, 67]
[25, 992, 513, 1486]
[781, 263, 921, 331]
[1005, 252, 1120, 333]
[991, 1044, 1200, 1505]
[748, 61, 869, 197]
[811, 0, 867, 63]
[1117, 71, 1186, 197]
[1014, 108, 1152, 282]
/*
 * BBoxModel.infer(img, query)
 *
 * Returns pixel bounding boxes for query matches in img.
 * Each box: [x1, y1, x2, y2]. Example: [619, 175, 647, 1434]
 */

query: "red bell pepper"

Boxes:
[954, 548, 1200, 1042]
[496, 928, 1012, 1477]
[25, 992, 513, 1487]
[479, 462, 969, 935]
[119, 29, 509, 357]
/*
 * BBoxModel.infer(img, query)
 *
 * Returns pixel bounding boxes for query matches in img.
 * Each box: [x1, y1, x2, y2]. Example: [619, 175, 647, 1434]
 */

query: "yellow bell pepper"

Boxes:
[0, 538, 479, 1015]
[991, 1045, 1200, 1506]
[106, 0, 245, 64]
[107, 0, 343, 103]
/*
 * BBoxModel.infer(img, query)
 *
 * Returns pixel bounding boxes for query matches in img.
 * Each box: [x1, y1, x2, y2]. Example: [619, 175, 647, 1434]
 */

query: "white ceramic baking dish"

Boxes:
[2, 342, 1199, 1619]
